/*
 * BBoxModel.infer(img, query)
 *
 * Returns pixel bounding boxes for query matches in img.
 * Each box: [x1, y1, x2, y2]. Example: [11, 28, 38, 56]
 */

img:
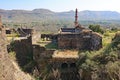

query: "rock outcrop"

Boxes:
[0, 18, 34, 80]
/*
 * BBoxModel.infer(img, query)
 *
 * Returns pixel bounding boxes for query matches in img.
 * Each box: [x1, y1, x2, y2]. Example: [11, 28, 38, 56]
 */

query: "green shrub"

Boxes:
[89, 24, 105, 34]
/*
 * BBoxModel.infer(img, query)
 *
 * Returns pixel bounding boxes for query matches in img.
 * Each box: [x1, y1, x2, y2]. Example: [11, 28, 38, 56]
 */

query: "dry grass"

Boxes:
[52, 50, 79, 58]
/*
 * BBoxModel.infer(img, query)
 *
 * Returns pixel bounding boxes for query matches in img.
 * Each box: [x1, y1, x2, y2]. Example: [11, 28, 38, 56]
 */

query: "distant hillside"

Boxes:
[0, 9, 120, 22]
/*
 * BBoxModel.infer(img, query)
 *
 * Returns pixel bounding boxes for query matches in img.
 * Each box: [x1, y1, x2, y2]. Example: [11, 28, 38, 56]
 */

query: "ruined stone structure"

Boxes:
[41, 34, 58, 42]
[7, 27, 34, 71]
[9, 35, 33, 68]
[58, 30, 102, 50]
[16, 27, 40, 44]
[5, 28, 16, 34]
[17, 27, 33, 37]
[58, 9, 102, 50]
[10, 8, 102, 80]
[35, 9, 102, 79]
[5, 28, 11, 34]
[51, 58, 80, 80]
[40, 9, 102, 50]
[33, 44, 80, 80]
[0, 16, 34, 80]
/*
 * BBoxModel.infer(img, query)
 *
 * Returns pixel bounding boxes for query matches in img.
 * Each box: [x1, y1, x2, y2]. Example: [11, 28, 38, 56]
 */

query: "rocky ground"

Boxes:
[0, 30, 34, 80]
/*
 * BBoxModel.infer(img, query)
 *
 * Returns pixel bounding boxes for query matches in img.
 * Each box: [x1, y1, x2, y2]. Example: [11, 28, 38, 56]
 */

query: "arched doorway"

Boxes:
[70, 63, 76, 68]
[61, 63, 68, 69]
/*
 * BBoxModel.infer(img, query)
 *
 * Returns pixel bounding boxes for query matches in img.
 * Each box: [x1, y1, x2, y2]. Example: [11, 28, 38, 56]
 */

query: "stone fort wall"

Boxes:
[58, 32, 102, 50]
[9, 36, 33, 67]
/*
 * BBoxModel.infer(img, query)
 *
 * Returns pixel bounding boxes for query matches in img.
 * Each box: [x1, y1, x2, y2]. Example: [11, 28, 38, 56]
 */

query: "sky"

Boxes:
[0, 0, 120, 12]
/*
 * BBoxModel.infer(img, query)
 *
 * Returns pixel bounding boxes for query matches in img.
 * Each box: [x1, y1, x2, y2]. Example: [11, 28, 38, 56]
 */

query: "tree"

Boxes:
[89, 24, 104, 34]
[111, 27, 118, 31]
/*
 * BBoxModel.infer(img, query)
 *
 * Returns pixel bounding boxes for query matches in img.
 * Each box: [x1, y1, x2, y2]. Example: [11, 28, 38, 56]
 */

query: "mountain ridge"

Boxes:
[1, 8, 120, 22]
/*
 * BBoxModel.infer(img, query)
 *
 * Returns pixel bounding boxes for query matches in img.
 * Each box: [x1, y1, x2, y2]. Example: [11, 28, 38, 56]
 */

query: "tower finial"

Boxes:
[74, 8, 78, 27]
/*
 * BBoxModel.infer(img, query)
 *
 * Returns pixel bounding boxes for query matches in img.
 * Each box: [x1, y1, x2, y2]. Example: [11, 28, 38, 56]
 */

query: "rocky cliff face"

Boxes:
[0, 25, 34, 80]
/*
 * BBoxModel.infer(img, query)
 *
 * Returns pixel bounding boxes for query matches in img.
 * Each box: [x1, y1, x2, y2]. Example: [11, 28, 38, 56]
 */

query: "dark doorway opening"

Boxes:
[61, 63, 68, 69]
[70, 63, 76, 68]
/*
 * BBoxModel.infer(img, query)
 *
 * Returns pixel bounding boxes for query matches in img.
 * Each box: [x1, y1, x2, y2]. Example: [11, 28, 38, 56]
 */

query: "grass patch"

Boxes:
[9, 51, 16, 60]
[6, 33, 20, 37]
[45, 42, 58, 49]
[37, 39, 58, 49]
[103, 31, 115, 47]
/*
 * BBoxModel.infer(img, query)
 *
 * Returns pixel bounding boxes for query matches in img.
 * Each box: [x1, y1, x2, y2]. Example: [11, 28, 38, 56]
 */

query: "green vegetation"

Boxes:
[5, 17, 120, 80]
[35, 25, 120, 80]
[6, 33, 20, 37]
[1, 9, 120, 34]
[45, 42, 58, 49]
[77, 30, 120, 80]
[22, 60, 36, 73]
[89, 24, 105, 34]
[37, 39, 58, 49]
[9, 51, 16, 60]
[103, 31, 115, 46]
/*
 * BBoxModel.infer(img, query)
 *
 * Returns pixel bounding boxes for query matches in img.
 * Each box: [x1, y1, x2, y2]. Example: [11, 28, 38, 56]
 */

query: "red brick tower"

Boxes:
[74, 8, 78, 27]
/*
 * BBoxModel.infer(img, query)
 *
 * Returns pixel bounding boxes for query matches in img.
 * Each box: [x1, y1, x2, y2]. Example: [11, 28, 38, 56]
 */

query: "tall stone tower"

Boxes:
[74, 8, 78, 27]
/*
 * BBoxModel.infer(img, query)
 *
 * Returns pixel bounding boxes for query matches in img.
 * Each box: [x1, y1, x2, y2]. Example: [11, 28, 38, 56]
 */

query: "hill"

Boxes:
[0, 9, 120, 23]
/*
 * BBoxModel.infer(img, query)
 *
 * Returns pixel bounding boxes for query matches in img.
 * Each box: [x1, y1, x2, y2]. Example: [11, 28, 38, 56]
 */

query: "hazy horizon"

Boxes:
[1, 0, 120, 12]
[1, 8, 120, 13]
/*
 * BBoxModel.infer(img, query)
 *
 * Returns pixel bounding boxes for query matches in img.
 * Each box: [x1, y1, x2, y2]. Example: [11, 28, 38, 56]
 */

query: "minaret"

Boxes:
[74, 8, 78, 27]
